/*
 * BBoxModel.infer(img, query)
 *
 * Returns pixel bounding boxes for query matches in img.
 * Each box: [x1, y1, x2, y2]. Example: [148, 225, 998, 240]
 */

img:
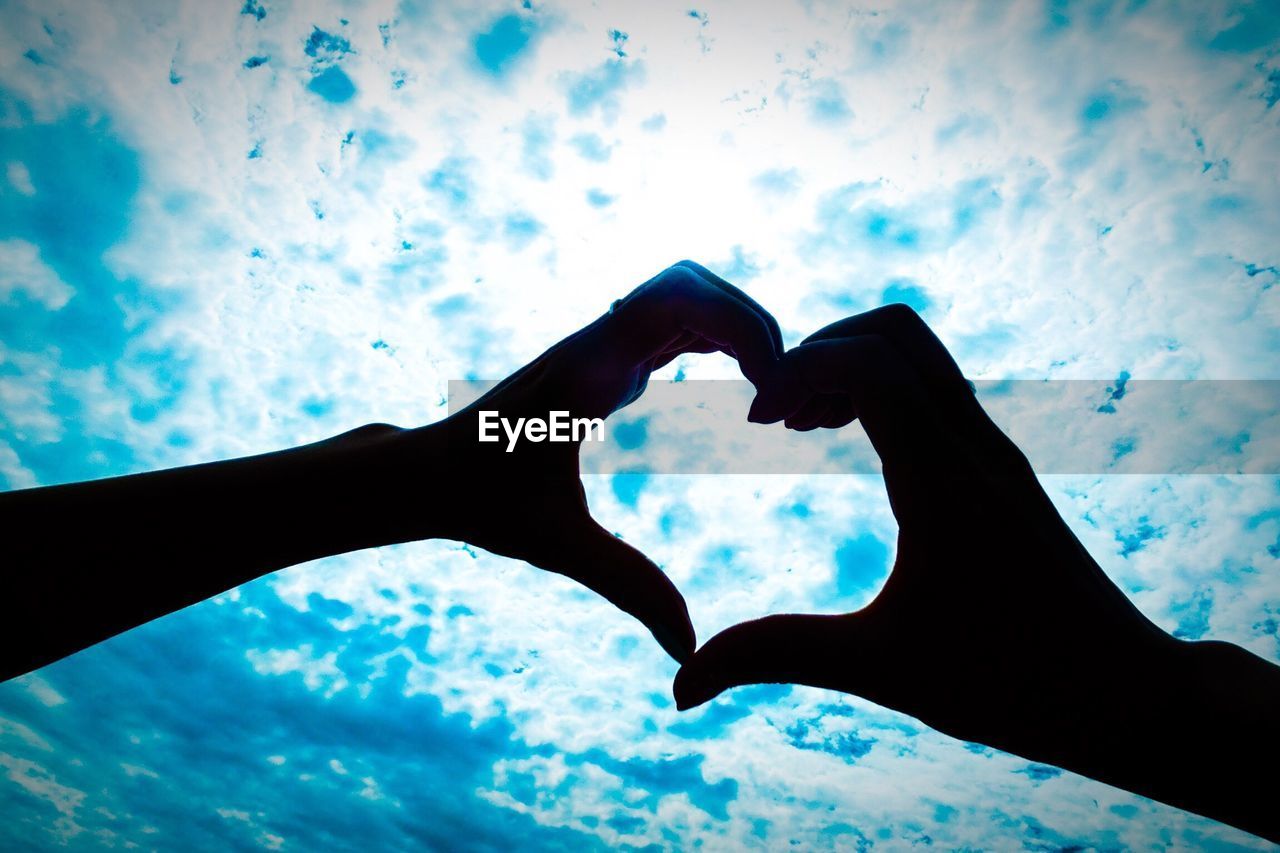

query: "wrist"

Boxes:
[310, 420, 452, 549]
[988, 628, 1185, 782]
[1017, 632, 1280, 841]
[1058, 630, 1187, 760]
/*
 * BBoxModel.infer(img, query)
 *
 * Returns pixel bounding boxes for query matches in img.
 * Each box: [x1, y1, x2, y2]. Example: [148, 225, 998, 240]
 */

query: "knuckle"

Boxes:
[634, 266, 700, 313]
[344, 422, 402, 441]
[616, 263, 701, 313]
[656, 264, 701, 291]
[875, 302, 926, 331]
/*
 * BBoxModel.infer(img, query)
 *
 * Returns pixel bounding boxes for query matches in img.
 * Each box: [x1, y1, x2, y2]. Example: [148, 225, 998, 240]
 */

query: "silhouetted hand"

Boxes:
[0, 261, 781, 679]
[673, 304, 1280, 842]
[427, 261, 783, 662]
[675, 302, 1168, 731]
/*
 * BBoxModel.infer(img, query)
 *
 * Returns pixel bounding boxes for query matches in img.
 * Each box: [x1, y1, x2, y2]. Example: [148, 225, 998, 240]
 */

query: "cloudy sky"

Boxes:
[2, 0, 1279, 848]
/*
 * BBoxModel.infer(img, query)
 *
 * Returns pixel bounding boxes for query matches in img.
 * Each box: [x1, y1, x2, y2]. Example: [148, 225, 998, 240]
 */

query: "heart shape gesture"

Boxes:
[426, 260, 783, 662]
[673, 304, 1279, 842]
[3, 258, 1275, 843]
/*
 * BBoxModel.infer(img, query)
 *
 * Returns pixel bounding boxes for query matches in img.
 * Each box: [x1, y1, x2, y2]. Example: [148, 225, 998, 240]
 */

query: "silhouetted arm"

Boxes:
[1, 261, 782, 681]
[675, 304, 1280, 844]
[1038, 637, 1280, 844]
[0, 422, 434, 681]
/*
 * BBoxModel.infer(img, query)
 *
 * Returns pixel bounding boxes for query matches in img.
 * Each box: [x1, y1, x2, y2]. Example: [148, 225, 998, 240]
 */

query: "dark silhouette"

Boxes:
[0, 261, 780, 677]
[2, 262, 1275, 843]
[674, 304, 1280, 844]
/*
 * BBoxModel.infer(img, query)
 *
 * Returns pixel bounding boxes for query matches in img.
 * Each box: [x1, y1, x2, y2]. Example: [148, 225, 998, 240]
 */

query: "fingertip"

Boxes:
[633, 584, 696, 663]
[662, 576, 698, 663]
[565, 521, 697, 663]
[673, 694, 701, 712]
[735, 351, 778, 395]
[653, 631, 689, 665]
[785, 420, 822, 432]
[672, 665, 717, 711]
[747, 393, 784, 424]
[651, 614, 697, 665]
[749, 367, 805, 424]
[680, 623, 698, 664]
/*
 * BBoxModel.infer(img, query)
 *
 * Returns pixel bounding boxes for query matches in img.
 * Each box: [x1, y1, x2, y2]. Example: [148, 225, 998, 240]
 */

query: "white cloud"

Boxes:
[15, 674, 67, 708]
[0, 754, 85, 821]
[6, 161, 36, 196]
[246, 645, 349, 697]
[0, 716, 52, 751]
[0, 239, 73, 309]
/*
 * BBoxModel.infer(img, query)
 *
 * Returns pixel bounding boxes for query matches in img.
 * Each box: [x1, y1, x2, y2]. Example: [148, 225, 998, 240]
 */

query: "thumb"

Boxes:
[537, 518, 697, 664]
[673, 613, 859, 710]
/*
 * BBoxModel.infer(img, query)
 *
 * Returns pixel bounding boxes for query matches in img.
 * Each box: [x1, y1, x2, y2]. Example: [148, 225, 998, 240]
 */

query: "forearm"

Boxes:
[0, 422, 445, 681]
[1020, 637, 1280, 843]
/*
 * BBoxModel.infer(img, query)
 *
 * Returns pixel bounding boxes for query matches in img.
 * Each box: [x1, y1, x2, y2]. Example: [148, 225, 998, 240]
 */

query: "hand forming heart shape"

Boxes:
[429, 262, 1190, 726]
[2, 257, 1274, 842]
[429, 260, 784, 662]
[434, 264, 1277, 842]
[675, 302, 1178, 730]
[674, 301, 1276, 843]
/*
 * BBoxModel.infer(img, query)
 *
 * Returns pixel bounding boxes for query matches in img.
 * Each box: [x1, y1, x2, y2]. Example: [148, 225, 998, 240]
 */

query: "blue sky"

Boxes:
[2, 0, 1279, 848]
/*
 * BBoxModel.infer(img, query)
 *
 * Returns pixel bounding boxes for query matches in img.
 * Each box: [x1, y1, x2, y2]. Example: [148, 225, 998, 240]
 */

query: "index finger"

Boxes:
[802, 305, 1032, 477]
[523, 515, 698, 664]
[602, 264, 781, 386]
[780, 335, 978, 525]
[674, 260, 785, 358]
